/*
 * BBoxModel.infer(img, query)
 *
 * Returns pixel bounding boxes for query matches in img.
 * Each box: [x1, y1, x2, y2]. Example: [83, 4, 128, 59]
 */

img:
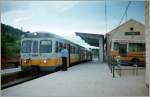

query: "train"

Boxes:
[20, 32, 92, 71]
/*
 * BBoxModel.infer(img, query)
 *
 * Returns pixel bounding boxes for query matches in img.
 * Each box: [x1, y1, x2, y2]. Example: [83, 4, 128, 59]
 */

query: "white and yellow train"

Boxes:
[20, 32, 92, 71]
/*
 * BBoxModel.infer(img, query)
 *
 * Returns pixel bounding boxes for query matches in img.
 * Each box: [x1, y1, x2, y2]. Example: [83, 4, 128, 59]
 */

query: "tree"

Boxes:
[1, 23, 27, 57]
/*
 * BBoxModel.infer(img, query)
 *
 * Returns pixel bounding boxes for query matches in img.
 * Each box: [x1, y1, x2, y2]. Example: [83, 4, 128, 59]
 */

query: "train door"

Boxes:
[78, 48, 81, 62]
[68, 44, 71, 67]
[119, 43, 127, 56]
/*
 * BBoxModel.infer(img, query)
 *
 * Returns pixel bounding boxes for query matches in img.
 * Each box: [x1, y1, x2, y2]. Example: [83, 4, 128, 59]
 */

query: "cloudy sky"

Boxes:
[1, 1, 144, 48]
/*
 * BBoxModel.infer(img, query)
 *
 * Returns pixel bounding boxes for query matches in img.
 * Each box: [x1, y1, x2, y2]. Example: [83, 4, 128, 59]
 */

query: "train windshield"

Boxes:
[21, 40, 32, 53]
[40, 40, 52, 53]
[33, 40, 38, 53]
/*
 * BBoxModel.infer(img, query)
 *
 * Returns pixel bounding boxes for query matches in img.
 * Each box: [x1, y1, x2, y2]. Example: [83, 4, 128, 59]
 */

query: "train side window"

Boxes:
[70, 45, 73, 54]
[70, 45, 72, 53]
[59, 42, 63, 51]
[73, 46, 75, 54]
[75, 47, 77, 54]
[55, 41, 59, 52]
[59, 42, 61, 51]
[76, 47, 79, 54]
[74, 47, 76, 54]
[78, 48, 80, 54]
[72, 46, 74, 54]
[77, 47, 79, 54]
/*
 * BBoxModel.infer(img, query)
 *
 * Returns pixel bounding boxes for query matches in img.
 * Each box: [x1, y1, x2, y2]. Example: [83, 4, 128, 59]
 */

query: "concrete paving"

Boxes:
[1, 61, 149, 96]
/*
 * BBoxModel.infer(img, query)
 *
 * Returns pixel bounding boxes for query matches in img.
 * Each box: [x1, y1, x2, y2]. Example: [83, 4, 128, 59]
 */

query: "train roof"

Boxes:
[22, 32, 61, 38]
[22, 32, 88, 49]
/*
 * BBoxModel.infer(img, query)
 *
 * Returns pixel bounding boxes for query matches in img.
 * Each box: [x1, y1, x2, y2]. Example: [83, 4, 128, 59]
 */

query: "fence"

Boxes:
[108, 56, 145, 78]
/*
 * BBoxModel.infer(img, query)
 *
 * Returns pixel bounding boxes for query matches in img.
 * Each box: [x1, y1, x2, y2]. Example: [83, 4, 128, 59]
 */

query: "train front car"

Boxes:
[20, 32, 61, 71]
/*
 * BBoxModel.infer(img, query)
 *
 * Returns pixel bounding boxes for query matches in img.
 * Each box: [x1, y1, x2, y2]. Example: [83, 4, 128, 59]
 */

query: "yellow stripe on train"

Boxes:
[21, 56, 81, 67]
[21, 58, 62, 67]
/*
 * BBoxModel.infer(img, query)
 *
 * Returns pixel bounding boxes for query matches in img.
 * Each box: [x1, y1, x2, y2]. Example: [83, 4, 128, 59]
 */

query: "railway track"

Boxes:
[1, 70, 52, 90]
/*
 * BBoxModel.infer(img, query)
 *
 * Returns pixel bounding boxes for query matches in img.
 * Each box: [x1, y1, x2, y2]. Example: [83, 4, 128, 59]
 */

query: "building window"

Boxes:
[128, 43, 145, 52]
[113, 42, 119, 51]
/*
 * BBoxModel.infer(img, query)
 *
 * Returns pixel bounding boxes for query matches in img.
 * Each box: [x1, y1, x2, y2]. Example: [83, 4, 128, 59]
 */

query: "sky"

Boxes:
[1, 1, 144, 48]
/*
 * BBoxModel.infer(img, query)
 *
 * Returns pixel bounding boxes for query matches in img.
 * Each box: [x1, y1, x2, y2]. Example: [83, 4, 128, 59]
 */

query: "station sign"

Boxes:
[125, 32, 140, 35]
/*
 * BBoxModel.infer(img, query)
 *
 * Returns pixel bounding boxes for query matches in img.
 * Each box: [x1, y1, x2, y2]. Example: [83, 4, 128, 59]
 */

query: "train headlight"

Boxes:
[24, 60, 26, 63]
[43, 60, 47, 63]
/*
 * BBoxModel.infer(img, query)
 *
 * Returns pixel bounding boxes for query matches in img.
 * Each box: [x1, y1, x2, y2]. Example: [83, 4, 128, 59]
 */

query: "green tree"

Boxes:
[1, 23, 27, 57]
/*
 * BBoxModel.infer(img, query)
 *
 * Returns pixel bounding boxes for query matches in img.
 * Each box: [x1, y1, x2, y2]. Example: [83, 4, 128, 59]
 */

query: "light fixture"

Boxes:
[43, 60, 47, 63]
[24, 60, 26, 63]
[34, 32, 37, 36]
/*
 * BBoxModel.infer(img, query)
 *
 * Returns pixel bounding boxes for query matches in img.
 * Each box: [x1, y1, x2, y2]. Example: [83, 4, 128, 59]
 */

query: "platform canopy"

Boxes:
[75, 32, 104, 47]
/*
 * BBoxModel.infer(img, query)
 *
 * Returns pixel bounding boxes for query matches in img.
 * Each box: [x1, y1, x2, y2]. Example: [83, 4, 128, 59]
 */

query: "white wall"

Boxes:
[110, 19, 145, 42]
[145, 1, 149, 86]
[99, 38, 103, 62]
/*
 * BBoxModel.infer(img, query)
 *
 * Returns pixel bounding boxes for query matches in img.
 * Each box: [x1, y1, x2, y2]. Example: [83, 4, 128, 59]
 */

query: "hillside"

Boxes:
[1, 23, 29, 56]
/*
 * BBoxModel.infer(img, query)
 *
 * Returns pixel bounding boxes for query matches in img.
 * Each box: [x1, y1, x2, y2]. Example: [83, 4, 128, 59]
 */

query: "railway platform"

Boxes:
[1, 60, 149, 96]
[1, 66, 21, 75]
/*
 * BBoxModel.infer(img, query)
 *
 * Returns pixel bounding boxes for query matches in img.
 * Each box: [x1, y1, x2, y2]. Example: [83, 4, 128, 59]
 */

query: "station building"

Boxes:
[106, 19, 145, 65]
